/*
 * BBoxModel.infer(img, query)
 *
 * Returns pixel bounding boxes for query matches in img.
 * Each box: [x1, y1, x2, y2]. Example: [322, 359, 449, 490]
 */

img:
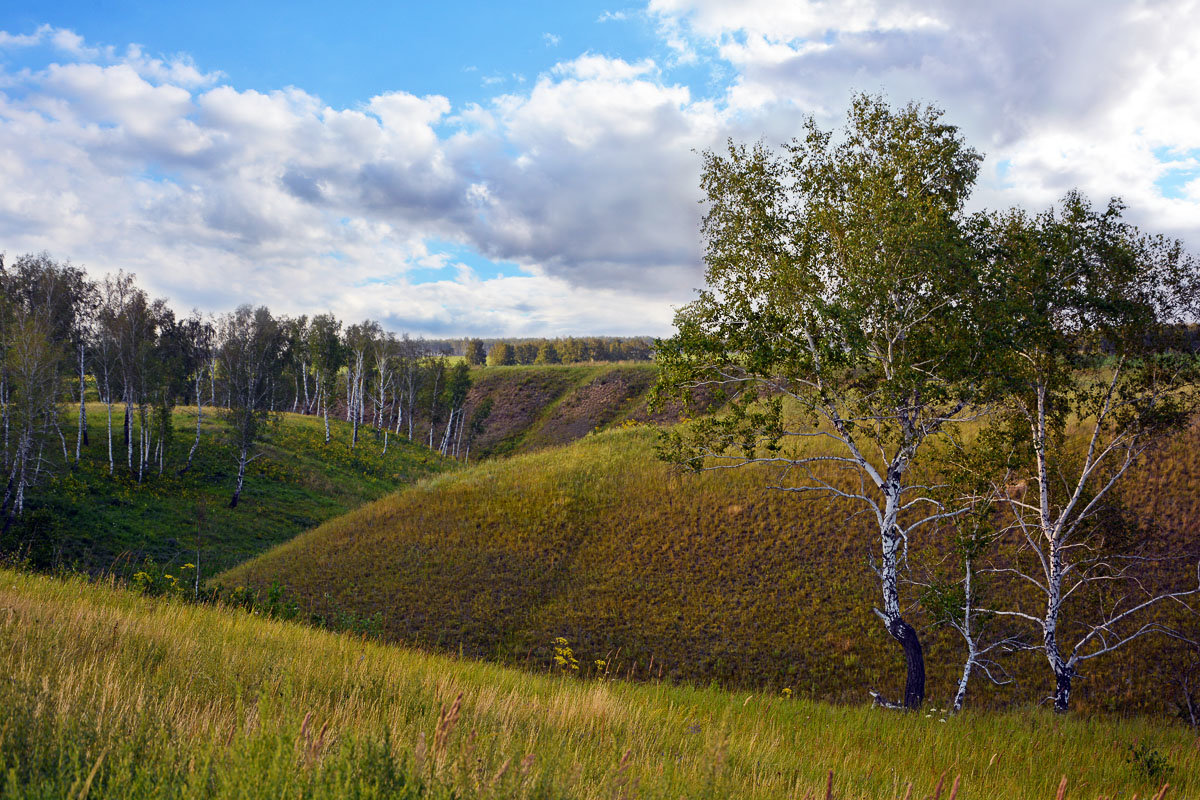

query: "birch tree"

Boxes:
[179, 311, 215, 474]
[916, 438, 1024, 712]
[0, 258, 70, 530]
[975, 195, 1200, 712]
[344, 321, 380, 450]
[398, 334, 427, 441]
[306, 314, 343, 444]
[438, 361, 472, 457]
[654, 95, 988, 711]
[219, 305, 284, 508]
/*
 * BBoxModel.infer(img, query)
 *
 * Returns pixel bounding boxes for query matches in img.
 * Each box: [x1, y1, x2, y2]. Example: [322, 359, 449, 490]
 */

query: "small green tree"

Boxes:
[464, 338, 487, 366]
[220, 305, 284, 507]
[486, 341, 516, 366]
[655, 95, 989, 710]
[306, 313, 343, 443]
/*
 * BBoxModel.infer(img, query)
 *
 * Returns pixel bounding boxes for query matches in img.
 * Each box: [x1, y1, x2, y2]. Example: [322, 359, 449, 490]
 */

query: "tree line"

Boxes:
[0, 257, 476, 524]
[461, 336, 654, 366]
[656, 95, 1200, 714]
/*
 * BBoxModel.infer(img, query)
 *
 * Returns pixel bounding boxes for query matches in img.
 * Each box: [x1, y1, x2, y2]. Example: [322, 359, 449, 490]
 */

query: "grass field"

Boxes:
[4, 404, 449, 576]
[219, 421, 1200, 716]
[2, 568, 1192, 799]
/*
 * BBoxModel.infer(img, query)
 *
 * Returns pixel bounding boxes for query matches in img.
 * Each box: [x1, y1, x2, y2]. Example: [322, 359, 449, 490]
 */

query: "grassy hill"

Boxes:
[2, 568, 1193, 799]
[3, 405, 449, 576]
[220, 421, 1200, 716]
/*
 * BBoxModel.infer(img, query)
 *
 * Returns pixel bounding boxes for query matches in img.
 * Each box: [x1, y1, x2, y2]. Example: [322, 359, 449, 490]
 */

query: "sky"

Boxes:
[1, 1, 1198, 337]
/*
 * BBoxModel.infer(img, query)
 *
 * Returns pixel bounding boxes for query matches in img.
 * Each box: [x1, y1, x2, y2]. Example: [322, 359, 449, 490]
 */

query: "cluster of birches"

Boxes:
[0, 253, 487, 518]
[652, 96, 1200, 715]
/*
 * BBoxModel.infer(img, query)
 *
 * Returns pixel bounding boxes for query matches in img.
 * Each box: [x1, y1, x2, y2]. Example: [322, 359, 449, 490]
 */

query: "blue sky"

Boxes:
[1, 1, 689, 109]
[1, 1, 1198, 336]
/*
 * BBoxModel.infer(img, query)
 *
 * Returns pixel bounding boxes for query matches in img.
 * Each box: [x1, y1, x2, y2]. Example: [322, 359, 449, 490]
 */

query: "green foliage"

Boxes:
[486, 341, 516, 366]
[463, 338, 487, 366]
[1127, 741, 1174, 783]
[534, 341, 560, 364]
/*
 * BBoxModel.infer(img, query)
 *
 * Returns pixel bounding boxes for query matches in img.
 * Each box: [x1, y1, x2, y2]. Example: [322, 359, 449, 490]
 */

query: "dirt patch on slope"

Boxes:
[460, 369, 578, 458]
[522, 368, 656, 450]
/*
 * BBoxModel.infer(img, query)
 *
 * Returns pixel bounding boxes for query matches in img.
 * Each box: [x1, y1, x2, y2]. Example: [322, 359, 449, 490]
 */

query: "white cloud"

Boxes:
[2, 9, 1199, 336]
[651, 0, 1200, 243]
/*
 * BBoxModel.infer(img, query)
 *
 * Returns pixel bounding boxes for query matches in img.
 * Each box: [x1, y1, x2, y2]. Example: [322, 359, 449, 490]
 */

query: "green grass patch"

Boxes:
[5, 405, 449, 576]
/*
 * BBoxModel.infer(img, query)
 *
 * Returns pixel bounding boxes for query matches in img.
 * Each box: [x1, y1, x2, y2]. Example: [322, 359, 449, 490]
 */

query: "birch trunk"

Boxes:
[1, 374, 8, 469]
[873, 474, 925, 710]
[125, 397, 133, 470]
[230, 446, 248, 508]
[183, 370, 203, 474]
[105, 397, 113, 475]
[322, 388, 331, 444]
[75, 343, 86, 463]
[454, 407, 465, 458]
[301, 361, 311, 414]
[951, 566, 976, 712]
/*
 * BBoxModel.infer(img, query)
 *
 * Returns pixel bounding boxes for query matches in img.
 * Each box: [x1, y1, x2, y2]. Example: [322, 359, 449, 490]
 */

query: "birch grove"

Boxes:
[0, 255, 478, 544]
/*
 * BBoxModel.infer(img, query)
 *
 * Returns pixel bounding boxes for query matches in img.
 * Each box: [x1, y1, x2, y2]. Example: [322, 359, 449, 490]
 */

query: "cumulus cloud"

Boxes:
[650, 0, 1200, 242]
[0, 34, 711, 334]
[1, 7, 1199, 336]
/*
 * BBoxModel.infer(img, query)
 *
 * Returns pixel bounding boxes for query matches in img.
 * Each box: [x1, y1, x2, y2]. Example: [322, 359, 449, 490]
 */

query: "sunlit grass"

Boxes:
[2, 568, 1192, 799]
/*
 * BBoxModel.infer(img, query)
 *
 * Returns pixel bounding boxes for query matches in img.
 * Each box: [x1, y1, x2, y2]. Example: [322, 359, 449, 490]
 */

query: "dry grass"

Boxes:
[219, 419, 1200, 716]
[2, 569, 1194, 798]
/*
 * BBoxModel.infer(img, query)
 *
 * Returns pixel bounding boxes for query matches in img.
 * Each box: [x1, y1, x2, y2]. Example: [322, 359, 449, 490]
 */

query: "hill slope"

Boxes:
[3, 568, 1193, 799]
[4, 405, 448, 575]
[458, 363, 663, 458]
[221, 422, 1200, 715]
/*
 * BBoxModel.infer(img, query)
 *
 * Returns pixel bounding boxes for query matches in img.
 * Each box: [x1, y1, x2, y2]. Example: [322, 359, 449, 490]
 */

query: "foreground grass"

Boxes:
[2, 569, 1194, 799]
[5, 405, 448, 575]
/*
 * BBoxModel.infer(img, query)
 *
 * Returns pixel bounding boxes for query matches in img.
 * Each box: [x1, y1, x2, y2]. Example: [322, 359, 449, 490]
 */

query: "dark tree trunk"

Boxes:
[887, 616, 926, 710]
[1054, 667, 1073, 713]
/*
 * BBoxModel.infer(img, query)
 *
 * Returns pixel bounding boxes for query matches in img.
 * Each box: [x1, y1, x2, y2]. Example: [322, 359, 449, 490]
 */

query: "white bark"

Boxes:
[184, 369, 203, 472]
[75, 343, 86, 464]
[105, 398, 113, 475]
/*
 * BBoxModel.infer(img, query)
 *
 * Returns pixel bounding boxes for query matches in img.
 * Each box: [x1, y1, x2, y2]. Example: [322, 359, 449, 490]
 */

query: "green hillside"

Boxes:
[4, 405, 448, 576]
[220, 421, 1200, 716]
[2, 568, 1192, 799]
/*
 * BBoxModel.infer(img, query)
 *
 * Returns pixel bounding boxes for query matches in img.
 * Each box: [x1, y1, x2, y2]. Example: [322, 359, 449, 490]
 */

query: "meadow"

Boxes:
[1, 568, 1192, 799]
